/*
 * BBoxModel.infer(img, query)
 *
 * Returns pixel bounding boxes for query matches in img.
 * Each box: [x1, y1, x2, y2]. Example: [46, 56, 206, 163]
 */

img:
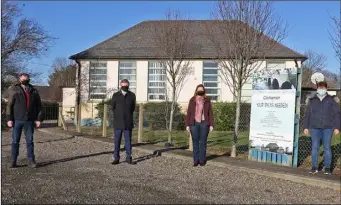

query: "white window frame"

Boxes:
[148, 61, 166, 101]
[118, 61, 137, 93]
[203, 61, 220, 101]
[89, 61, 107, 100]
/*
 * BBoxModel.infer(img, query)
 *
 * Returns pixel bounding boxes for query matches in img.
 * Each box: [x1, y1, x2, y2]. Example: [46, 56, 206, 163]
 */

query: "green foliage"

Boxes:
[96, 100, 185, 130]
[212, 102, 251, 131]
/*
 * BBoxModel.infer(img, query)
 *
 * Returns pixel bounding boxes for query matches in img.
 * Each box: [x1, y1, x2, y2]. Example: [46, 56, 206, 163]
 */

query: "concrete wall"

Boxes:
[62, 87, 76, 119]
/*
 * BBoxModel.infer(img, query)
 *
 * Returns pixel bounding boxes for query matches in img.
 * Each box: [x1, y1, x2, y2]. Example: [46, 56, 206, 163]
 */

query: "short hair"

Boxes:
[317, 81, 328, 89]
[18, 73, 30, 78]
[120, 79, 129, 84]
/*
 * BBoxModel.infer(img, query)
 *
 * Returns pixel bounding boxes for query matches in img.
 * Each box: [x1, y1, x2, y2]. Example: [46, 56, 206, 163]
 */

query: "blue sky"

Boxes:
[17, 1, 340, 85]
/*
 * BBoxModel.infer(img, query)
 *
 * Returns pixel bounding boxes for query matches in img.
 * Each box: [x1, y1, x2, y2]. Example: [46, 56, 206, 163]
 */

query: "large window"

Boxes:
[148, 61, 166, 100]
[203, 61, 219, 101]
[118, 61, 137, 93]
[89, 61, 107, 100]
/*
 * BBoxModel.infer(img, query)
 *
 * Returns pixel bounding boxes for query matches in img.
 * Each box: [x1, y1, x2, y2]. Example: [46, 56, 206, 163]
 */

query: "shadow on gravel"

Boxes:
[1, 136, 75, 147]
[38, 151, 114, 168]
[37, 144, 189, 168]
[151, 145, 188, 156]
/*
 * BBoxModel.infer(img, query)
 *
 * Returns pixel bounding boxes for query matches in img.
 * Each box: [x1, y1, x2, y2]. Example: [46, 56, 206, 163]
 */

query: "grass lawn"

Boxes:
[79, 126, 341, 172]
[81, 126, 250, 156]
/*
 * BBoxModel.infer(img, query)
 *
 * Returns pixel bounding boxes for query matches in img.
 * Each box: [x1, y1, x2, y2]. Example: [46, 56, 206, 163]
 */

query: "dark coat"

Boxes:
[185, 96, 214, 127]
[111, 90, 136, 130]
[6, 84, 43, 122]
[303, 94, 340, 130]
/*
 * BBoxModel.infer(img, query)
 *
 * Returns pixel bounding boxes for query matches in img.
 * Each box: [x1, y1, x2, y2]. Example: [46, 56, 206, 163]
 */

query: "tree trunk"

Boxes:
[167, 87, 176, 144]
[231, 88, 242, 158]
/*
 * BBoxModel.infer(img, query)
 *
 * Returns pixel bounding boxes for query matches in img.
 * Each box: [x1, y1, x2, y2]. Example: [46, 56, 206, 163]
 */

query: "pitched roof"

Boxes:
[70, 20, 307, 60]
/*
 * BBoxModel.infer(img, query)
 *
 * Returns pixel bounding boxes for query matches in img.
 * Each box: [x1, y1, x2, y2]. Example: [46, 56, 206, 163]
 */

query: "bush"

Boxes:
[212, 102, 251, 131]
[96, 100, 185, 130]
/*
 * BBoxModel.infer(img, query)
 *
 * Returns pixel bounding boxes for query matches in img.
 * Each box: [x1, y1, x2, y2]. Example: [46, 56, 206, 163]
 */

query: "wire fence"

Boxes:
[74, 102, 339, 174]
[3, 99, 338, 174]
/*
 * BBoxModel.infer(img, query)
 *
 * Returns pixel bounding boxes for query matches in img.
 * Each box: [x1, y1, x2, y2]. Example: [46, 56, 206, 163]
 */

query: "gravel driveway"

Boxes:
[1, 131, 340, 204]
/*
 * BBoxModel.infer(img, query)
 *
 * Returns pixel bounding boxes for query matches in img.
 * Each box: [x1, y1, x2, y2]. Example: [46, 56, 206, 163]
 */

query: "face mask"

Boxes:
[121, 86, 129, 92]
[317, 89, 327, 96]
[21, 79, 30, 85]
[197, 91, 205, 96]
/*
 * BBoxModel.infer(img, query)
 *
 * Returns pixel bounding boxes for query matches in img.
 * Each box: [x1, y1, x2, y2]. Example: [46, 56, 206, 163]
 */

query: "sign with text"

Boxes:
[249, 68, 297, 154]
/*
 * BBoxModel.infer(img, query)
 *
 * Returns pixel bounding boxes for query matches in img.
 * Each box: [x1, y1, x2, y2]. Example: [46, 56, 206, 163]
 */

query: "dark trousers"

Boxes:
[11, 120, 35, 162]
[113, 129, 132, 161]
[190, 121, 209, 163]
[310, 128, 333, 169]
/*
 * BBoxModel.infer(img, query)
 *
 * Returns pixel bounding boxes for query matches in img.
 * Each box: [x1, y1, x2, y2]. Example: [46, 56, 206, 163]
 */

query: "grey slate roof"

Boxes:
[70, 20, 307, 60]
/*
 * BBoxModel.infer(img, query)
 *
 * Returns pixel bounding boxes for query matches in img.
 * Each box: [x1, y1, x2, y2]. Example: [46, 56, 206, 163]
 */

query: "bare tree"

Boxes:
[48, 57, 77, 88]
[329, 14, 341, 63]
[329, 12, 341, 89]
[301, 50, 327, 87]
[207, 0, 288, 157]
[154, 9, 194, 145]
[1, 1, 54, 92]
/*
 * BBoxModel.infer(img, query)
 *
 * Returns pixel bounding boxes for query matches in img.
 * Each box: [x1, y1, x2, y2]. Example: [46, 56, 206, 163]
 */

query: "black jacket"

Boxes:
[6, 84, 43, 122]
[303, 94, 340, 130]
[111, 90, 136, 130]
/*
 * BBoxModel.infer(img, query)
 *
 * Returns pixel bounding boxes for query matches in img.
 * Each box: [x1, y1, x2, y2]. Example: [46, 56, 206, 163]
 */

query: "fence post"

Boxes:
[58, 105, 62, 127]
[137, 103, 144, 143]
[102, 104, 108, 137]
[77, 104, 82, 133]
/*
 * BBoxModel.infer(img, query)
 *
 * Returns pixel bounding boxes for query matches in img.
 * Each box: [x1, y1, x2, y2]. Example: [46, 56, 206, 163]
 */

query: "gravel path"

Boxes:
[1, 131, 340, 204]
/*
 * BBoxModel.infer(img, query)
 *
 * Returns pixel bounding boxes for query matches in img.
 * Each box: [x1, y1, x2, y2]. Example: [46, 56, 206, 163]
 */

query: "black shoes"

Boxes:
[200, 160, 207, 166]
[10, 161, 17, 168]
[309, 168, 318, 174]
[111, 160, 120, 165]
[193, 162, 199, 167]
[111, 159, 136, 165]
[324, 168, 332, 175]
[10, 160, 37, 168]
[126, 159, 136, 165]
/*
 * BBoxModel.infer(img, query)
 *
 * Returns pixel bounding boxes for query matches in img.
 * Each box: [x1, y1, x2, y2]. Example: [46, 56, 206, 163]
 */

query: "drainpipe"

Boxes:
[75, 59, 82, 132]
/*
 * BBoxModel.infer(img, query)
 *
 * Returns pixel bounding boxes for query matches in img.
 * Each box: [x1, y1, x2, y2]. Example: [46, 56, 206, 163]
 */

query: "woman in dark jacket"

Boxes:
[185, 84, 214, 167]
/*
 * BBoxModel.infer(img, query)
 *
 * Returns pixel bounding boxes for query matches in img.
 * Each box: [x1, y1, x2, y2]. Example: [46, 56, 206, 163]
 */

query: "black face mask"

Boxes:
[197, 91, 205, 96]
[121, 86, 129, 92]
[21, 80, 30, 85]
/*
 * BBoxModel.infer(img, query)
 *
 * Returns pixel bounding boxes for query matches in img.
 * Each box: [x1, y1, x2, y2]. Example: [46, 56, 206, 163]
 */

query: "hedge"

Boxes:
[96, 100, 185, 130]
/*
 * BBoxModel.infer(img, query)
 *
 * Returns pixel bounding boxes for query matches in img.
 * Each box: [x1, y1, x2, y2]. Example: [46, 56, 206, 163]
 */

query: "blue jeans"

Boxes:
[113, 129, 132, 161]
[310, 128, 333, 169]
[190, 121, 209, 163]
[11, 120, 35, 162]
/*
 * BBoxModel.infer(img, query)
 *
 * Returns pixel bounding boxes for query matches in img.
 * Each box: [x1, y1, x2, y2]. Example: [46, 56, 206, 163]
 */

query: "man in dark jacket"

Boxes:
[6, 73, 43, 168]
[303, 81, 340, 175]
[111, 79, 136, 165]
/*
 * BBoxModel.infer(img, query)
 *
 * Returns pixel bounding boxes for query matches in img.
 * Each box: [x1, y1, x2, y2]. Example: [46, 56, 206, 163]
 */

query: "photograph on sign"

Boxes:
[249, 68, 297, 154]
[252, 67, 297, 90]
